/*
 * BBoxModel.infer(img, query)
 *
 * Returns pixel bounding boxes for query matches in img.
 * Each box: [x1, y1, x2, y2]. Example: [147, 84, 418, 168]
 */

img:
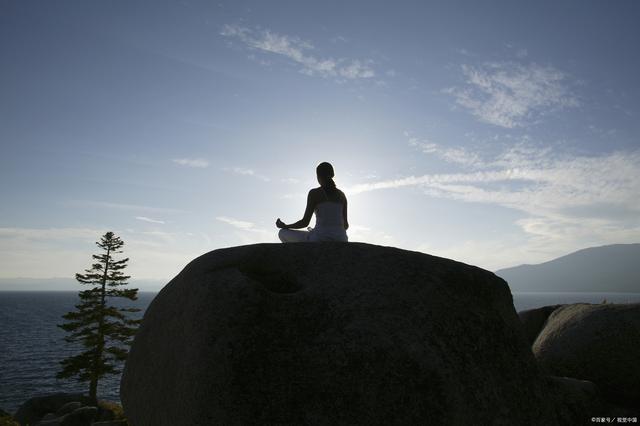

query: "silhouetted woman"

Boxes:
[276, 162, 349, 242]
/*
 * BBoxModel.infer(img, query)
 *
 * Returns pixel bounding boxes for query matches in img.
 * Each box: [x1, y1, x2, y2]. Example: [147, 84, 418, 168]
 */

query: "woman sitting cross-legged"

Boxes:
[276, 162, 349, 242]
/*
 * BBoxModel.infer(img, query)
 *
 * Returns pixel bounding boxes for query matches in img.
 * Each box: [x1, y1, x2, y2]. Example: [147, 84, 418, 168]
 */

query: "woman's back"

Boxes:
[314, 201, 345, 229]
[310, 188, 347, 241]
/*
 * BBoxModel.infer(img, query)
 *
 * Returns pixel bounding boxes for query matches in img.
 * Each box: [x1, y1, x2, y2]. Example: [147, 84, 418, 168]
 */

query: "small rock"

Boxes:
[545, 375, 605, 422]
[94, 406, 115, 422]
[59, 406, 98, 426]
[518, 304, 563, 345]
[41, 412, 58, 421]
[56, 402, 83, 417]
[34, 419, 61, 426]
[0, 408, 19, 426]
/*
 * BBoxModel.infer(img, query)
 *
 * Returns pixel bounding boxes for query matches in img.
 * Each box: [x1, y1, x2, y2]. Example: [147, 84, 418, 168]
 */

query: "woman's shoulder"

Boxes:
[308, 187, 324, 196]
[307, 187, 325, 203]
[310, 186, 346, 203]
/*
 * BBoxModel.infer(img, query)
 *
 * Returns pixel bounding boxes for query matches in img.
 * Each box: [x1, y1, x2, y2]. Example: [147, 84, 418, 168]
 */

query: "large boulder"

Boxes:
[121, 243, 560, 425]
[533, 303, 640, 409]
[518, 304, 563, 345]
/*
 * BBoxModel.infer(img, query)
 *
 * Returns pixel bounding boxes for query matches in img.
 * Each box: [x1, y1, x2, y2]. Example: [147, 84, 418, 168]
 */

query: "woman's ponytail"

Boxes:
[317, 162, 337, 194]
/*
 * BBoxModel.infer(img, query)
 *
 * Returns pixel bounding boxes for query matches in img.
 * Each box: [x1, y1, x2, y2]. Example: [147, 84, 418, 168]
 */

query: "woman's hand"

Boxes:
[276, 218, 287, 229]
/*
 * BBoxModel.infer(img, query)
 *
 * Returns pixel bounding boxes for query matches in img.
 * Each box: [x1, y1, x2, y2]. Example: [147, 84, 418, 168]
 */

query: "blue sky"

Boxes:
[1, 1, 639, 285]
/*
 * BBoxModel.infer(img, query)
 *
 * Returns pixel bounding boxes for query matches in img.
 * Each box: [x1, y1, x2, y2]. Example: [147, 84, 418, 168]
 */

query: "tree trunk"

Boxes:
[91, 245, 110, 403]
[89, 375, 98, 403]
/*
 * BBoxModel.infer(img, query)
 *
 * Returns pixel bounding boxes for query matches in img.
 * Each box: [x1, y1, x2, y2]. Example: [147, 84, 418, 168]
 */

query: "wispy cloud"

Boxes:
[216, 216, 275, 243]
[135, 216, 166, 224]
[445, 62, 579, 128]
[280, 177, 301, 184]
[172, 158, 209, 168]
[216, 216, 256, 231]
[221, 24, 376, 81]
[349, 141, 640, 257]
[405, 130, 483, 168]
[224, 167, 270, 181]
[351, 145, 640, 215]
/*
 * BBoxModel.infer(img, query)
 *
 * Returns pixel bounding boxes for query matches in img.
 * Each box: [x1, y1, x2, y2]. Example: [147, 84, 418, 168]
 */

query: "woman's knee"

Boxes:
[279, 228, 309, 243]
[279, 228, 299, 243]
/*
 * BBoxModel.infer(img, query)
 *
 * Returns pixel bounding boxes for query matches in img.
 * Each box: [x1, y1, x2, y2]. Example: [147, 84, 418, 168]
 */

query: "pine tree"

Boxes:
[57, 231, 141, 402]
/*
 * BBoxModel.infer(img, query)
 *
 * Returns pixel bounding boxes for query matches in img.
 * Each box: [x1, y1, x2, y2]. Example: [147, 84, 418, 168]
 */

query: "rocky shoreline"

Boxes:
[1, 394, 127, 426]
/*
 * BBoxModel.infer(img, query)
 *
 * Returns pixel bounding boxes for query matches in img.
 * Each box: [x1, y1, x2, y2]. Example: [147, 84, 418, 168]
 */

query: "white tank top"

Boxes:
[314, 202, 345, 229]
[309, 190, 348, 242]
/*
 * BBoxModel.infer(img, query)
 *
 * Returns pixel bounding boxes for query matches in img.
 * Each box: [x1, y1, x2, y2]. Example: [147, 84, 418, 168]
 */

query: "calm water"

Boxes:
[1, 290, 640, 414]
[0, 292, 155, 414]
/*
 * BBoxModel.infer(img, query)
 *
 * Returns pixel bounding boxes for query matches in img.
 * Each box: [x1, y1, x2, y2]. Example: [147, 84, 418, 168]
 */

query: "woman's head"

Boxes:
[316, 162, 336, 189]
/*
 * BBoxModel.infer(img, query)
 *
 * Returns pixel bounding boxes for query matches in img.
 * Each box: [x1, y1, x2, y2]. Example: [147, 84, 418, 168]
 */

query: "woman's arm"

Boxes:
[342, 193, 349, 230]
[276, 190, 316, 229]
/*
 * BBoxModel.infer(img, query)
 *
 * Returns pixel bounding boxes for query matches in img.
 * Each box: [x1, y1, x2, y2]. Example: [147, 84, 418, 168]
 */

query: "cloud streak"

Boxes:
[135, 216, 166, 224]
[350, 146, 640, 214]
[173, 158, 209, 168]
[215, 216, 276, 244]
[224, 167, 270, 181]
[216, 216, 256, 230]
[221, 24, 376, 81]
[67, 200, 187, 214]
[405, 130, 483, 168]
[445, 62, 579, 128]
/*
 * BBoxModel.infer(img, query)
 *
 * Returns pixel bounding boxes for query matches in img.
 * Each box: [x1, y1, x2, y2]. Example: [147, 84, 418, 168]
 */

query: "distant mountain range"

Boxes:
[496, 243, 640, 293]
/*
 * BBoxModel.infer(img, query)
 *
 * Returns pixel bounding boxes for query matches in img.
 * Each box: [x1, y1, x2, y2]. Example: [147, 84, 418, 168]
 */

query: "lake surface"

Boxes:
[1, 290, 639, 413]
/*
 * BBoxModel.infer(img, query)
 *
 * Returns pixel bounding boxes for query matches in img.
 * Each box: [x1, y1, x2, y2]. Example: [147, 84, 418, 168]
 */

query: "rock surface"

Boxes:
[518, 304, 563, 345]
[14, 394, 91, 426]
[13, 394, 119, 426]
[55, 402, 83, 417]
[533, 303, 640, 409]
[544, 376, 605, 423]
[122, 243, 561, 425]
